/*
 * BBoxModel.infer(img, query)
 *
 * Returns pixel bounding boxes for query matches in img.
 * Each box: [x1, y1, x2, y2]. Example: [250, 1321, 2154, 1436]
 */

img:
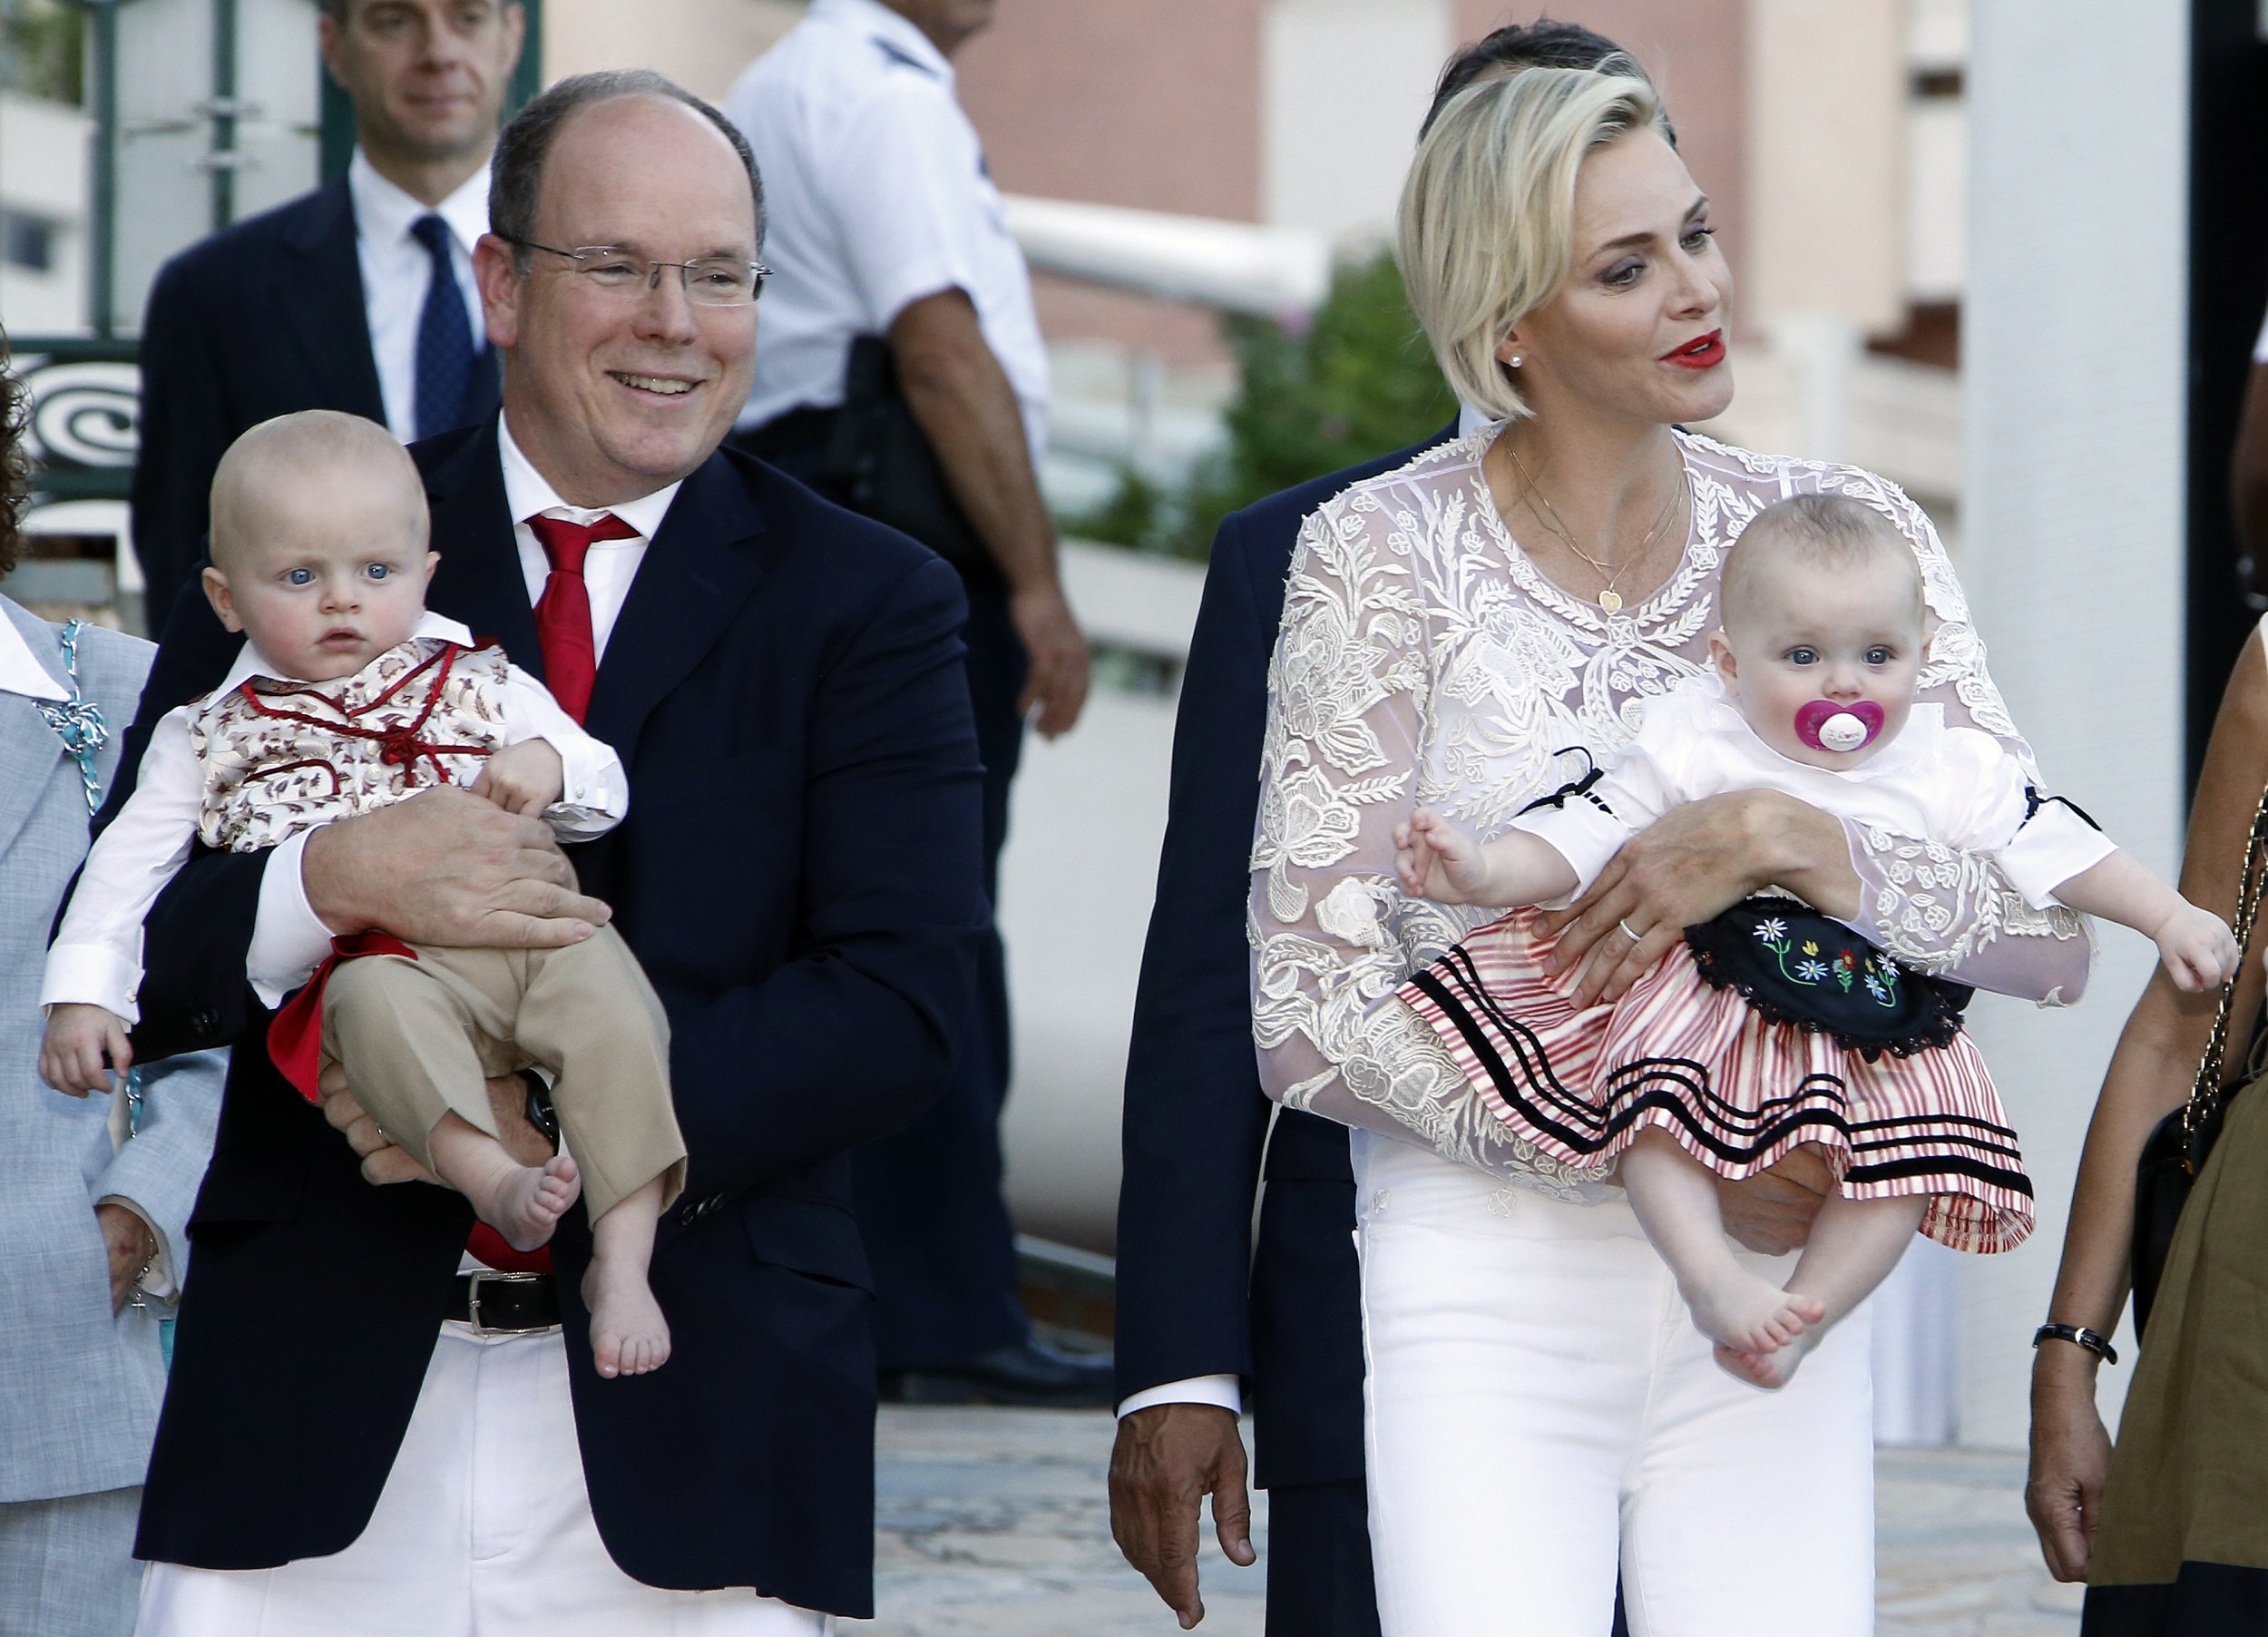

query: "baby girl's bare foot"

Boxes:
[584, 1256, 671, 1379]
[471, 1153, 582, 1252]
[1678, 1266, 1825, 1357]
[1716, 1323, 1824, 1391]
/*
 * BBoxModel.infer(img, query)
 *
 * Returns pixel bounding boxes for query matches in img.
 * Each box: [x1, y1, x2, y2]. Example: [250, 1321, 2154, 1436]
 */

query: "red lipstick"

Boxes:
[1662, 329, 1726, 369]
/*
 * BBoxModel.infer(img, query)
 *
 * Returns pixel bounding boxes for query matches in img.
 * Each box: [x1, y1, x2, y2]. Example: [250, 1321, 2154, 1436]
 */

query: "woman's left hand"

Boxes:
[1542, 789, 1856, 1005]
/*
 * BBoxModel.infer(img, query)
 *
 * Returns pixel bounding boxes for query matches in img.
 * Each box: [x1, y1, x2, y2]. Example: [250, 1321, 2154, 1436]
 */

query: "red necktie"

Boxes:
[527, 511, 639, 724]
[463, 512, 638, 1277]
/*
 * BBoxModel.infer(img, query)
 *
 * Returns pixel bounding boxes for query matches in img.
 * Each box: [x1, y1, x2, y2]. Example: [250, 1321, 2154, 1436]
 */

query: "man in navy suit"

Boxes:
[119, 70, 982, 1632]
[1108, 21, 1831, 1637]
[131, 0, 523, 632]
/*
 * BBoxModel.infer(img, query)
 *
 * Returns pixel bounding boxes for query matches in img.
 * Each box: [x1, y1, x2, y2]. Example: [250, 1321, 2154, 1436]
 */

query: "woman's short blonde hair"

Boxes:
[1397, 61, 1669, 423]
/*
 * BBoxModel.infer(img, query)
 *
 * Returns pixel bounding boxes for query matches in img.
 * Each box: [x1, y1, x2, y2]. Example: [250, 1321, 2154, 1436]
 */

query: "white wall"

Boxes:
[1260, 0, 1450, 248]
[0, 92, 91, 336]
[1957, 2, 2190, 1449]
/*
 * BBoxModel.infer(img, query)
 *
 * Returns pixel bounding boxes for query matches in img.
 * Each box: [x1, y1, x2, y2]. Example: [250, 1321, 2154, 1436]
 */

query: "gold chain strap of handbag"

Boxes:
[2181, 779, 2268, 1169]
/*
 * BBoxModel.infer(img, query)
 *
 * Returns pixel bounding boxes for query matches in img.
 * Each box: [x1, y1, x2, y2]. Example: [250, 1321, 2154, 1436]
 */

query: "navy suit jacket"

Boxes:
[131, 178, 500, 632]
[123, 425, 985, 1617]
[1115, 430, 1452, 1489]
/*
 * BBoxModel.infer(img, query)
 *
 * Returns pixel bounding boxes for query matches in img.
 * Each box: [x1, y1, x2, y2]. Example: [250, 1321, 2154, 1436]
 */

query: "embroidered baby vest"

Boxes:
[192, 639, 510, 853]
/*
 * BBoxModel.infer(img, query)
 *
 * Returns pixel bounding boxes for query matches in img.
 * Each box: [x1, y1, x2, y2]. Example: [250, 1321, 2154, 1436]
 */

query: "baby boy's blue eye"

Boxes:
[1788, 647, 1817, 665]
[286, 567, 314, 586]
[1866, 646, 1891, 664]
[366, 563, 392, 580]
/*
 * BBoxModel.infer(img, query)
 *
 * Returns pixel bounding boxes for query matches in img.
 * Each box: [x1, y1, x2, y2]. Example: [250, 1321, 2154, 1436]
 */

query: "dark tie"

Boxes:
[527, 512, 640, 723]
[410, 214, 474, 441]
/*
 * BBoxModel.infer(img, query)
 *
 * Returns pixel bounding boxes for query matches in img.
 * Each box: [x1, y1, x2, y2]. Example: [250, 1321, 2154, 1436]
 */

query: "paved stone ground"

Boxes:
[842, 1407, 2084, 1636]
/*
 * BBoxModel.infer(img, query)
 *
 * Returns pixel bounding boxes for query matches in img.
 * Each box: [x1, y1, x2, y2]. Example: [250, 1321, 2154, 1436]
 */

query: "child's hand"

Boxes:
[41, 1004, 133, 1097]
[2156, 903, 2240, 994]
[1393, 807, 1491, 904]
[470, 740, 566, 818]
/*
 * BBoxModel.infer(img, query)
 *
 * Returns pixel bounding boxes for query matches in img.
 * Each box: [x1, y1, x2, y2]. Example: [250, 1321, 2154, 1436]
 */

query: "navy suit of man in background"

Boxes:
[132, 0, 520, 631]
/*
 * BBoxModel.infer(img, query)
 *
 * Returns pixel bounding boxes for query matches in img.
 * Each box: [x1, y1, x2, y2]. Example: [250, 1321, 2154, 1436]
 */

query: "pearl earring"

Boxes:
[1509, 355, 1523, 368]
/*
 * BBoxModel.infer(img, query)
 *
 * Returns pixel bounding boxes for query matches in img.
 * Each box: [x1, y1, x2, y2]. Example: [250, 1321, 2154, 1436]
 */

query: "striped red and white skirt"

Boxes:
[1398, 909, 2035, 1254]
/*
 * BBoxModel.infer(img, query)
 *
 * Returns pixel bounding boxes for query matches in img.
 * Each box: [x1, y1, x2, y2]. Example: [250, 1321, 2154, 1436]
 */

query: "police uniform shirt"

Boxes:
[721, 0, 1050, 464]
[347, 149, 490, 444]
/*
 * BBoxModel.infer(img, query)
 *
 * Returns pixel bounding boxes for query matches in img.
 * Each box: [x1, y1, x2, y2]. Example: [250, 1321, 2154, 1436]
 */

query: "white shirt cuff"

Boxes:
[39, 944, 143, 1023]
[248, 829, 336, 1007]
[94, 1194, 177, 1300]
[1116, 1373, 1243, 1420]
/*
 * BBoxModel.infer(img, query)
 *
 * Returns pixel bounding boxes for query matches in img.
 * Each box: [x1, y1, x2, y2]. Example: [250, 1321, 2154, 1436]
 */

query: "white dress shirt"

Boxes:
[722, 0, 1050, 463]
[42, 612, 627, 1023]
[349, 150, 490, 444]
[241, 416, 680, 1006]
[0, 613, 68, 704]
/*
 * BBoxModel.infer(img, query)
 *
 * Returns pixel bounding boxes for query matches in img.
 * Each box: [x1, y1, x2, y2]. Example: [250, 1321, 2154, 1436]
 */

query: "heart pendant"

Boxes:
[1598, 589, 1623, 613]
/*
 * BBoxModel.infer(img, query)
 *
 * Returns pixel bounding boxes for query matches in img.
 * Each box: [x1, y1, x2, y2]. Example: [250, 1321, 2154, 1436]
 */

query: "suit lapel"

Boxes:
[421, 425, 544, 670]
[0, 603, 79, 858]
[278, 181, 386, 423]
[585, 455, 772, 760]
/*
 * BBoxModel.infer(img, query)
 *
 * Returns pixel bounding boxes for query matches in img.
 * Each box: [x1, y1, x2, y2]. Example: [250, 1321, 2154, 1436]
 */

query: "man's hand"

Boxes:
[1543, 789, 1854, 1005]
[320, 1067, 548, 1187]
[301, 785, 609, 949]
[1010, 581, 1090, 739]
[469, 740, 566, 818]
[1715, 1144, 1834, 1255]
[95, 1203, 157, 1313]
[1109, 1404, 1256, 1630]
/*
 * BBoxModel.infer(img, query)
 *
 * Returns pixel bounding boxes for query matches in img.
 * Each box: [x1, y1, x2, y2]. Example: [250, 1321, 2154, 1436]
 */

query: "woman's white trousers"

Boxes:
[1354, 1132, 1876, 1637]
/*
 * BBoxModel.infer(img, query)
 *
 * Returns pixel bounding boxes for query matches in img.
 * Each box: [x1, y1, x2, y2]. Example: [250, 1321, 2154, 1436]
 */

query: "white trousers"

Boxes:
[1354, 1134, 1876, 1637]
[136, 1325, 831, 1637]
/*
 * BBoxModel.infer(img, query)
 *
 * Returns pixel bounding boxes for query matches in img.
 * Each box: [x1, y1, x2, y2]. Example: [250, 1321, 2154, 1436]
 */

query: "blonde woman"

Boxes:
[1250, 64, 2087, 1633]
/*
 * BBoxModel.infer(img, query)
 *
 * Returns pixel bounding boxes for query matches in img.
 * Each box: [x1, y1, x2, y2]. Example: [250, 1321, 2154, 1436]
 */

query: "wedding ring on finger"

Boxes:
[1618, 918, 1645, 944]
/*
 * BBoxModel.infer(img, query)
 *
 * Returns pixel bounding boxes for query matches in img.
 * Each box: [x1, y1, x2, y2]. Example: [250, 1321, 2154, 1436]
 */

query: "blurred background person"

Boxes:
[130, 0, 525, 633]
[0, 346, 222, 1637]
[723, 0, 1102, 1407]
[2024, 620, 2268, 1622]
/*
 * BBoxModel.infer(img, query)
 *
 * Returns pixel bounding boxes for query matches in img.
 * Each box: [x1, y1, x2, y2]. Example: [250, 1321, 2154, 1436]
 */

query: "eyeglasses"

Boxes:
[507, 240, 771, 307]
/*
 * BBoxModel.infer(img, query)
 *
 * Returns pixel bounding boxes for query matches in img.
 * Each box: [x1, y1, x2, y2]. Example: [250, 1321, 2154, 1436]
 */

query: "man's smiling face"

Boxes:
[479, 93, 759, 506]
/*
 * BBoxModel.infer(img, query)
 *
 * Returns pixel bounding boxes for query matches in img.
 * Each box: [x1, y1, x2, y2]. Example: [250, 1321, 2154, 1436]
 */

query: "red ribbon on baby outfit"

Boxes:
[266, 930, 420, 1103]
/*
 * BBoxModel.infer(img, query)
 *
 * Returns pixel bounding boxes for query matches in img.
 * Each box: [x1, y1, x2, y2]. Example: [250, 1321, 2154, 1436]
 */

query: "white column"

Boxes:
[1957, 1, 2191, 1449]
[1260, 0, 1452, 246]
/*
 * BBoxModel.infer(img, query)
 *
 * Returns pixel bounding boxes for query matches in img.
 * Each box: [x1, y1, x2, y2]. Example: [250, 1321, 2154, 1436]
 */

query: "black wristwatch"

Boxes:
[520, 1070, 561, 1150]
[2033, 1321, 2118, 1366]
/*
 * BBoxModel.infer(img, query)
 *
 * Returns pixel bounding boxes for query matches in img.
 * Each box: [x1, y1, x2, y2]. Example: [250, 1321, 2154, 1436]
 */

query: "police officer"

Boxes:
[723, 0, 1101, 1405]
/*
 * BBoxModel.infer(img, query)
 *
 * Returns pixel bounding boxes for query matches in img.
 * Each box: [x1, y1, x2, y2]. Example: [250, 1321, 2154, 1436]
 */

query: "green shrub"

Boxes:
[1063, 248, 1456, 561]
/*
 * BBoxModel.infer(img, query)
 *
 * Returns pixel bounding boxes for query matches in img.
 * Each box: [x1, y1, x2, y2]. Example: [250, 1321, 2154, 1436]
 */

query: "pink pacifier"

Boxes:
[1794, 699, 1884, 754]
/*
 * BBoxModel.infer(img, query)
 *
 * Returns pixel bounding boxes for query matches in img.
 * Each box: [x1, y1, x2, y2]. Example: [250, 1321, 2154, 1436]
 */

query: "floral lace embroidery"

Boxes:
[1250, 429, 2090, 1191]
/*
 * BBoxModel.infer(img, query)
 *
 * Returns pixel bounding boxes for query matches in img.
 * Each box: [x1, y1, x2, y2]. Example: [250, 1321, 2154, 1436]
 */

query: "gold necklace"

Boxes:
[1506, 442, 1688, 613]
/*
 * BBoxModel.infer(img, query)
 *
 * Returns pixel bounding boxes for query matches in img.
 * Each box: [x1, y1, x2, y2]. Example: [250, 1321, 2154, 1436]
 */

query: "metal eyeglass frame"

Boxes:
[504, 238, 773, 306]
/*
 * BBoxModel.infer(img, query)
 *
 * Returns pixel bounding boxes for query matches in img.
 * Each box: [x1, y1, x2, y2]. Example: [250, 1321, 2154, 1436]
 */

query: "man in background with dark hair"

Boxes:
[1110, 22, 1703, 1637]
[123, 69, 982, 1635]
[132, 0, 522, 632]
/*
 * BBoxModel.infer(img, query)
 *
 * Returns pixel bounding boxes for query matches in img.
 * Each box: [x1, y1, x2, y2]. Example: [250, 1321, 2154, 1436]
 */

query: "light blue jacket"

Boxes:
[0, 594, 222, 1503]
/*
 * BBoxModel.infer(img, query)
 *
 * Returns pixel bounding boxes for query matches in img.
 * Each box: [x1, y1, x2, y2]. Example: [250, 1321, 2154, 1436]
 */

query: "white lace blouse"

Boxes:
[1248, 429, 2093, 1200]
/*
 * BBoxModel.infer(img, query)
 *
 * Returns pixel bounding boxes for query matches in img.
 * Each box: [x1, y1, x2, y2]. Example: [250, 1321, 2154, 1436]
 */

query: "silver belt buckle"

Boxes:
[465, 1269, 544, 1334]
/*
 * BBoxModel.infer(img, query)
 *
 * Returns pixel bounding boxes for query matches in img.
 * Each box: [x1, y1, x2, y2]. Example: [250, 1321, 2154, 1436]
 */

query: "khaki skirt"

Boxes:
[2085, 1075, 2268, 1632]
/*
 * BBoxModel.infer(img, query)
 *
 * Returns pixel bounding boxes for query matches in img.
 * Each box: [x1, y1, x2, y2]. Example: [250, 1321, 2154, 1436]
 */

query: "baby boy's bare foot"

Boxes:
[584, 1256, 671, 1379]
[470, 1153, 581, 1253]
[1715, 1323, 1825, 1391]
[1678, 1266, 1826, 1357]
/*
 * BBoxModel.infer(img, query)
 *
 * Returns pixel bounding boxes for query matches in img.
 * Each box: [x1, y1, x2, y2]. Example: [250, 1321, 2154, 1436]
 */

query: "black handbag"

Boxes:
[819, 334, 999, 585]
[2130, 780, 2268, 1338]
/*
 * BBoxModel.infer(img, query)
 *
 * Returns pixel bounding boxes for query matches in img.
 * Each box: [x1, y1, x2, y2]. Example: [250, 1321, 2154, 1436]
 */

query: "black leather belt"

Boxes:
[445, 1270, 560, 1333]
